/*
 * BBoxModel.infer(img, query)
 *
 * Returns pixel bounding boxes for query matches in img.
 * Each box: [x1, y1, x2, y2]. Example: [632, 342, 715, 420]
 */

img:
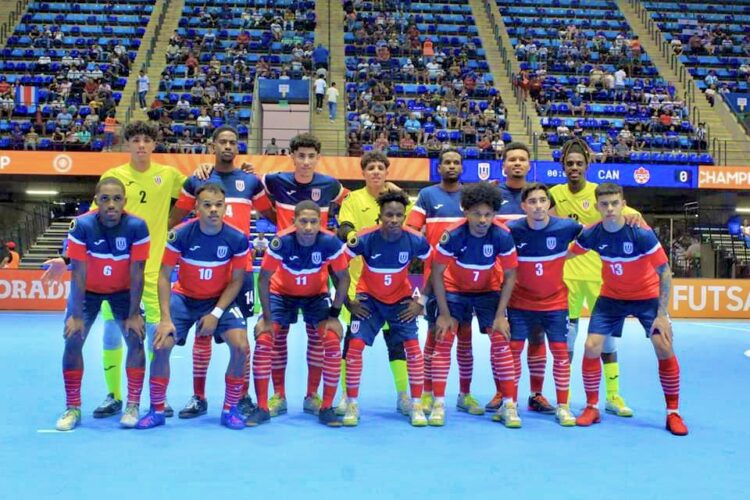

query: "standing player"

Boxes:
[56, 178, 149, 430]
[247, 201, 350, 427]
[168, 126, 276, 419]
[431, 182, 520, 427]
[550, 138, 643, 417]
[343, 191, 431, 427]
[335, 151, 411, 417]
[506, 183, 582, 426]
[569, 183, 687, 436]
[136, 184, 250, 430]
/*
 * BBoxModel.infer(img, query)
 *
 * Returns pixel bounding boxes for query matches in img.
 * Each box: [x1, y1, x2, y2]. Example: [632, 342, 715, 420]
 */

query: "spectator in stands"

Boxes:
[425, 135, 441, 156]
[312, 44, 329, 70]
[399, 132, 416, 152]
[569, 92, 585, 117]
[196, 108, 212, 136]
[705, 84, 717, 106]
[685, 236, 701, 277]
[76, 127, 92, 149]
[1, 242, 19, 269]
[348, 132, 363, 156]
[614, 67, 627, 102]
[56, 108, 73, 131]
[704, 70, 719, 88]
[314, 75, 327, 113]
[0, 94, 13, 119]
[613, 137, 631, 162]
[264, 138, 280, 155]
[103, 112, 118, 152]
[326, 82, 339, 121]
[24, 129, 39, 151]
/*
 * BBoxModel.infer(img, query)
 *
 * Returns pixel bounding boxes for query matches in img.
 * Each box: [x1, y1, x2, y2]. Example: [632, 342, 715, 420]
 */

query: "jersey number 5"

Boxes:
[384, 274, 392, 286]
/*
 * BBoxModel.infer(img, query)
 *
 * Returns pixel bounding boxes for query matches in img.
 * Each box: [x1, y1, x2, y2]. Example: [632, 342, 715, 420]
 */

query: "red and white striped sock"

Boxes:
[223, 375, 244, 411]
[404, 338, 424, 399]
[192, 335, 212, 399]
[489, 331, 515, 400]
[271, 324, 289, 397]
[253, 333, 273, 411]
[549, 342, 570, 405]
[306, 323, 323, 397]
[510, 340, 525, 401]
[345, 338, 366, 399]
[126, 367, 145, 407]
[658, 356, 680, 412]
[241, 344, 251, 395]
[63, 369, 83, 407]
[321, 329, 341, 410]
[422, 330, 435, 392]
[456, 323, 473, 394]
[149, 376, 169, 412]
[582, 356, 601, 407]
[527, 341, 546, 394]
[431, 330, 455, 398]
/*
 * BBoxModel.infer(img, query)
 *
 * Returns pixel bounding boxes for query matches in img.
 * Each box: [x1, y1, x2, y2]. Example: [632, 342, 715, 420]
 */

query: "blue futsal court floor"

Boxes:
[1, 312, 748, 499]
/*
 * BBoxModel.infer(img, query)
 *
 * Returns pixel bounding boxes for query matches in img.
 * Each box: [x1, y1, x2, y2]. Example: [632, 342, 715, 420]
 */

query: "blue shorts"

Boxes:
[65, 290, 130, 331]
[508, 308, 569, 342]
[236, 272, 255, 319]
[170, 293, 247, 346]
[445, 291, 500, 332]
[588, 296, 660, 338]
[269, 293, 331, 327]
[349, 294, 418, 347]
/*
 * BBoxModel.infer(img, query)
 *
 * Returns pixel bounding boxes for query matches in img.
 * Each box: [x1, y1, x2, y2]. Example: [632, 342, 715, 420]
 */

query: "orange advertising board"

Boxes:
[0, 151, 430, 181]
[698, 166, 750, 189]
[0, 269, 70, 311]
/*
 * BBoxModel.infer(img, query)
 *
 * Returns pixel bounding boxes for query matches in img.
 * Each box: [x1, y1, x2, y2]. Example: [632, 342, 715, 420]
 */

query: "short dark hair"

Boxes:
[294, 200, 321, 216]
[289, 132, 321, 153]
[212, 125, 239, 142]
[521, 182, 550, 202]
[95, 177, 125, 195]
[123, 120, 158, 141]
[195, 182, 225, 199]
[439, 147, 462, 164]
[461, 182, 503, 211]
[360, 150, 390, 170]
[594, 182, 623, 199]
[377, 190, 410, 209]
[502, 142, 531, 161]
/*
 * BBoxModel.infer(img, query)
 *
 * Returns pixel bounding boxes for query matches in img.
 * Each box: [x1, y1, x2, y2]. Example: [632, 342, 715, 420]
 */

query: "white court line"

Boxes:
[37, 429, 74, 433]
[691, 322, 750, 333]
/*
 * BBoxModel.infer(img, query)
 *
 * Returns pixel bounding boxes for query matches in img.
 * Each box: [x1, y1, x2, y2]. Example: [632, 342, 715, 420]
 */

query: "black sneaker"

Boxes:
[528, 393, 555, 414]
[93, 393, 122, 418]
[319, 407, 343, 428]
[178, 395, 207, 419]
[245, 407, 271, 427]
[164, 403, 174, 418]
[238, 395, 256, 417]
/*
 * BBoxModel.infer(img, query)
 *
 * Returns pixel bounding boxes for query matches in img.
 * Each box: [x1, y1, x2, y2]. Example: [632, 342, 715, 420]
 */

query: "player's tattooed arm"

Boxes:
[431, 262, 456, 340]
[64, 259, 87, 339]
[125, 260, 146, 341]
[492, 268, 517, 339]
[652, 263, 674, 343]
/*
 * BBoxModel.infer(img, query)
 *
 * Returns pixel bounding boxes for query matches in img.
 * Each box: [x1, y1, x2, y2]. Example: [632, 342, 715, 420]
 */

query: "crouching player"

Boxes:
[136, 183, 250, 430]
[570, 183, 687, 435]
[247, 201, 350, 427]
[342, 191, 431, 427]
[57, 178, 150, 430]
[431, 182, 520, 428]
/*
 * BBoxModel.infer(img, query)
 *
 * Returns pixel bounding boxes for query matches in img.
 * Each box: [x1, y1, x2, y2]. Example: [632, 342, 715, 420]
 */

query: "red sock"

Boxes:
[510, 340, 525, 402]
[431, 330, 455, 398]
[192, 335, 212, 399]
[271, 324, 289, 397]
[345, 338, 366, 399]
[404, 338, 424, 399]
[489, 331, 515, 398]
[63, 369, 83, 407]
[306, 323, 323, 397]
[456, 323, 473, 394]
[422, 330, 435, 392]
[321, 329, 341, 410]
[253, 333, 273, 411]
[582, 356, 601, 406]
[223, 375, 244, 411]
[549, 342, 570, 405]
[126, 367, 145, 407]
[149, 376, 169, 412]
[527, 341, 546, 394]
[658, 356, 680, 411]
[241, 344, 251, 395]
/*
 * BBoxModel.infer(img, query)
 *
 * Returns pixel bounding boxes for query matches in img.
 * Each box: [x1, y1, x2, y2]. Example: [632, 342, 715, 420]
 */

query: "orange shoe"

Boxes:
[576, 406, 601, 426]
[484, 392, 503, 411]
[528, 393, 555, 414]
[666, 413, 688, 436]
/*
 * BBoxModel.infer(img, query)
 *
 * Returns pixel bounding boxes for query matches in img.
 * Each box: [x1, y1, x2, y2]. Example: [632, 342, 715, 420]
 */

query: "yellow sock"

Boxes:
[103, 346, 123, 401]
[603, 362, 620, 400]
[390, 360, 408, 393]
[339, 359, 347, 395]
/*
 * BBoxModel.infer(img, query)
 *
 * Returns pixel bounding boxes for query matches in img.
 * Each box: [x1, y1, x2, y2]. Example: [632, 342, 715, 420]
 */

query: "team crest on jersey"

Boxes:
[270, 237, 282, 250]
[623, 242, 633, 254]
[217, 246, 228, 259]
[546, 237, 557, 250]
[439, 231, 450, 245]
[311, 251, 322, 265]
[167, 230, 176, 242]
[582, 200, 590, 210]
[154, 175, 162, 185]
[350, 320, 360, 333]
[115, 237, 127, 251]
[398, 251, 409, 264]
[477, 162, 490, 181]
[69, 219, 77, 231]
[311, 188, 321, 201]
[235, 180, 245, 191]
[483, 244, 494, 257]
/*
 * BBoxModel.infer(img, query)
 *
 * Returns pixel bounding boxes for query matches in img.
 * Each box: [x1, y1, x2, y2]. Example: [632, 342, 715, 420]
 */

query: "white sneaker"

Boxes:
[396, 391, 411, 415]
[120, 404, 140, 428]
[334, 396, 348, 416]
[343, 401, 360, 427]
[492, 401, 522, 428]
[555, 404, 577, 427]
[421, 391, 434, 414]
[410, 401, 428, 427]
[56, 407, 81, 431]
[428, 400, 445, 426]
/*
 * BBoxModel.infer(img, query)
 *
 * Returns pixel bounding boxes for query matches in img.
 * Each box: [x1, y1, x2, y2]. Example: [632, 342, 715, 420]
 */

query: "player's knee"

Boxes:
[383, 331, 406, 361]
[602, 335, 618, 354]
[102, 320, 123, 350]
[64, 335, 85, 352]
[584, 334, 605, 355]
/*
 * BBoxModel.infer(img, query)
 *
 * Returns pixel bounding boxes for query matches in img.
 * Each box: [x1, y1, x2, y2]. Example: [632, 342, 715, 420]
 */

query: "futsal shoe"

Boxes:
[397, 391, 412, 415]
[420, 391, 434, 414]
[492, 401, 522, 428]
[605, 395, 634, 417]
[319, 407, 343, 428]
[134, 409, 166, 429]
[268, 394, 288, 417]
[666, 413, 689, 436]
[342, 401, 360, 427]
[457, 393, 485, 415]
[484, 392, 503, 412]
[528, 393, 555, 414]
[238, 395, 256, 417]
[93, 393, 122, 418]
[120, 404, 140, 428]
[178, 395, 208, 419]
[245, 407, 271, 427]
[303, 394, 322, 415]
[56, 408, 81, 431]
[164, 403, 174, 418]
[428, 400, 446, 426]
[410, 401, 428, 427]
[576, 406, 601, 426]
[220, 406, 246, 430]
[334, 396, 349, 416]
[555, 404, 577, 427]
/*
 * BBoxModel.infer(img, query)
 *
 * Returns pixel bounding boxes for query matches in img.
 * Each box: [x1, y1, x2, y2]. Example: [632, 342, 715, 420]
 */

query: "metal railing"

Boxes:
[0, 202, 50, 257]
[0, 0, 30, 47]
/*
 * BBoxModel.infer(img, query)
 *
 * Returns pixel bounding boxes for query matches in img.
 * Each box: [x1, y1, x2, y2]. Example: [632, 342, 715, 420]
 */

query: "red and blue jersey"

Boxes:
[406, 185, 463, 246]
[163, 219, 249, 300]
[345, 227, 431, 304]
[67, 211, 150, 294]
[434, 220, 518, 293]
[507, 217, 583, 310]
[498, 184, 524, 216]
[571, 223, 668, 301]
[259, 172, 346, 231]
[261, 228, 348, 297]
